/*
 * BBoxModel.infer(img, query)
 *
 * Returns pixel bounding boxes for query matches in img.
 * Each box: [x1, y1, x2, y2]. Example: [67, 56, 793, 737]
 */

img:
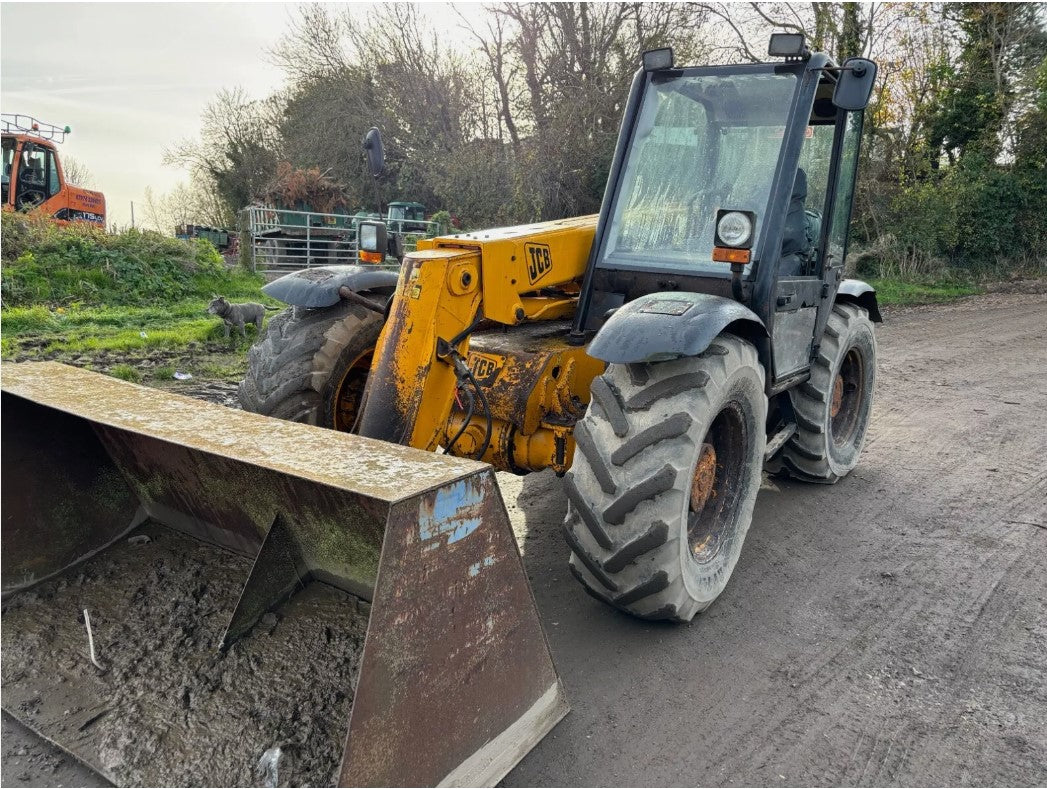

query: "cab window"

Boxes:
[601, 69, 799, 275]
[13, 145, 55, 209]
[20, 147, 47, 186]
[47, 150, 61, 197]
[1, 138, 14, 204]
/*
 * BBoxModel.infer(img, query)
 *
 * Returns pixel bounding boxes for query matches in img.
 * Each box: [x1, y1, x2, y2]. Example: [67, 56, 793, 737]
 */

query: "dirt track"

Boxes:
[501, 290, 1047, 787]
[3, 291, 1046, 787]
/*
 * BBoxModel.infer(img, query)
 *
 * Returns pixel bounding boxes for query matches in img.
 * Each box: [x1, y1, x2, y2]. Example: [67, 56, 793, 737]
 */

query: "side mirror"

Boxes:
[362, 127, 384, 179]
[833, 58, 878, 111]
[358, 220, 388, 263]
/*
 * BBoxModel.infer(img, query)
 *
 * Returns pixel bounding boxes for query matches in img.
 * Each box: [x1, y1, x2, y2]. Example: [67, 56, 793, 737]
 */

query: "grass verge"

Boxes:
[1, 298, 277, 358]
[868, 277, 982, 306]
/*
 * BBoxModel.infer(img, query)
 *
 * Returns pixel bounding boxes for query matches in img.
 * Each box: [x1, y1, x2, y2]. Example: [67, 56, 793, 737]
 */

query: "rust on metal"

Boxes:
[690, 443, 718, 514]
[337, 285, 386, 314]
[831, 348, 865, 445]
[342, 471, 567, 786]
[831, 373, 844, 418]
[332, 347, 374, 432]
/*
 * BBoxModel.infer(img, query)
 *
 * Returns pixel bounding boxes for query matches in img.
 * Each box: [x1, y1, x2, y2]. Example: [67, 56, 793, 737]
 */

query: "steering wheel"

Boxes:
[18, 189, 46, 209]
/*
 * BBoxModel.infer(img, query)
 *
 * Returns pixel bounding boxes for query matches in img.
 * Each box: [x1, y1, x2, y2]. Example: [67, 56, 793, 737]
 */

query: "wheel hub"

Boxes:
[831, 374, 844, 418]
[690, 443, 717, 514]
[830, 348, 865, 446]
[332, 350, 373, 431]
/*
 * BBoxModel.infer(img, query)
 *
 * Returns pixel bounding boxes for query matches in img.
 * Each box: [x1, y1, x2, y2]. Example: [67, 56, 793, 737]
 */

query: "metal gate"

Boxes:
[243, 205, 441, 276]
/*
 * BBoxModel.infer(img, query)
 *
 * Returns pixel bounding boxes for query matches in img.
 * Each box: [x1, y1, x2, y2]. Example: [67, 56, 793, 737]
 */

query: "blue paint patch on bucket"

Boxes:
[419, 479, 484, 546]
[468, 556, 497, 577]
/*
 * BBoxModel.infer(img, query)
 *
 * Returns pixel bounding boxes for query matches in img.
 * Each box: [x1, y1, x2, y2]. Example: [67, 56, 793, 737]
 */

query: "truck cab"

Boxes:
[1, 114, 106, 227]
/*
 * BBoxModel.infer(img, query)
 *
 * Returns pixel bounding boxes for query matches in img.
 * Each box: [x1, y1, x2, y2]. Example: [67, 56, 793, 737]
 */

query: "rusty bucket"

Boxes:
[1, 362, 566, 787]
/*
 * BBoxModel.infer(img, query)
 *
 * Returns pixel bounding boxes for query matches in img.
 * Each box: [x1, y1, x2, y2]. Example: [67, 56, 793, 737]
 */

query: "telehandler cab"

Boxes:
[244, 35, 882, 620]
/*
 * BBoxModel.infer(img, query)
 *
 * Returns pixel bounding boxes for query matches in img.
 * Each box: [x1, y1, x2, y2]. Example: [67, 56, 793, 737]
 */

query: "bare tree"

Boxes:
[143, 179, 233, 234]
[61, 155, 95, 188]
[164, 87, 283, 221]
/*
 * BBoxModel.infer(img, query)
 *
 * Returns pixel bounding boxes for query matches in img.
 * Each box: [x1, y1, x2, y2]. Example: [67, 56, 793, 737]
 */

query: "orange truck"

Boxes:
[2, 113, 106, 226]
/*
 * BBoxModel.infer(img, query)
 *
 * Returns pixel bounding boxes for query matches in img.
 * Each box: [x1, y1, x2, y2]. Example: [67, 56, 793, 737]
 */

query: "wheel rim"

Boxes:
[331, 349, 374, 431]
[830, 347, 865, 446]
[688, 402, 748, 563]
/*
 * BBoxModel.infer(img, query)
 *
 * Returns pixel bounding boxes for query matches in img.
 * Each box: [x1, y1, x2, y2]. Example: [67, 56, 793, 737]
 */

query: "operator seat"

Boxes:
[779, 168, 820, 276]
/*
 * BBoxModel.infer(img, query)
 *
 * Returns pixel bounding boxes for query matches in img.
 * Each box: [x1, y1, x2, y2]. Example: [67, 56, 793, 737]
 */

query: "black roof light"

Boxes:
[642, 48, 674, 72]
[768, 33, 810, 60]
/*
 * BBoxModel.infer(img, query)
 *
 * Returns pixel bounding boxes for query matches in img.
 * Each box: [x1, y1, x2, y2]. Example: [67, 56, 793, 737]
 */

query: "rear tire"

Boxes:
[563, 335, 767, 622]
[770, 303, 876, 483]
[238, 301, 384, 428]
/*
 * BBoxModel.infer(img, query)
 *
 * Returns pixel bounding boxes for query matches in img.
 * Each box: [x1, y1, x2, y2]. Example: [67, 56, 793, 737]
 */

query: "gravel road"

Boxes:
[3, 291, 1045, 787]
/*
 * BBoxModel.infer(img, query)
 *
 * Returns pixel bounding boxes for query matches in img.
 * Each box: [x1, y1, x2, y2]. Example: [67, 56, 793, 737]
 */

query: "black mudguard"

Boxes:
[262, 265, 401, 308]
[587, 292, 767, 364]
[836, 279, 882, 322]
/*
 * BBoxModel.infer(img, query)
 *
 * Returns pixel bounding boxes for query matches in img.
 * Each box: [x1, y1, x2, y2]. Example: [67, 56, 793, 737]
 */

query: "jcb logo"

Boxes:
[469, 353, 501, 386]
[525, 243, 553, 285]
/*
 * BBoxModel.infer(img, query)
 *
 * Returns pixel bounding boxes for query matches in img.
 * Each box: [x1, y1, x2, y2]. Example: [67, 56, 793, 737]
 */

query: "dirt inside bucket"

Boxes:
[0, 522, 369, 787]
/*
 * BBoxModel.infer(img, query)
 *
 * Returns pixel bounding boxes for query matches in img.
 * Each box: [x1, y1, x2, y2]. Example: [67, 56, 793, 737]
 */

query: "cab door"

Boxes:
[809, 109, 864, 347]
[13, 143, 57, 210]
[2, 136, 16, 208]
[39, 146, 64, 215]
[771, 103, 864, 384]
[771, 118, 837, 381]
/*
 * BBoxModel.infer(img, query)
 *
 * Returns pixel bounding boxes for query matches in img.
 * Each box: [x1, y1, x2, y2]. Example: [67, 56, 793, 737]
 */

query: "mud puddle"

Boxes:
[1, 522, 368, 787]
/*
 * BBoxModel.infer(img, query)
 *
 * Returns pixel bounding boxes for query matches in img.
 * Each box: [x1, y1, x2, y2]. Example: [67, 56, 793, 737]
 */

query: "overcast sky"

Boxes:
[1, 2, 466, 228]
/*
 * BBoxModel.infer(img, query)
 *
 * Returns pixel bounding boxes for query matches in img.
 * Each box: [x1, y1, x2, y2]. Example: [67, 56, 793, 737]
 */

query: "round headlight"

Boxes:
[717, 211, 753, 247]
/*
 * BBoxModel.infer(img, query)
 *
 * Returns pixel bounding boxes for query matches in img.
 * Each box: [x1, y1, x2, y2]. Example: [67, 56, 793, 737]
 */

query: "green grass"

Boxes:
[1, 212, 266, 308]
[1, 296, 277, 358]
[193, 356, 249, 380]
[109, 363, 142, 383]
[868, 277, 982, 306]
[1, 212, 279, 360]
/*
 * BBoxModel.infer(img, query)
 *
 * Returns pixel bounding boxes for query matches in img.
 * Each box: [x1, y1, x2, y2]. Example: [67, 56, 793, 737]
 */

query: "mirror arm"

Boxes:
[815, 64, 871, 79]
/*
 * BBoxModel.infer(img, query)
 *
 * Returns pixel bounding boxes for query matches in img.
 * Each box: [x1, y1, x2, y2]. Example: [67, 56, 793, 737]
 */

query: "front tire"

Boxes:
[238, 301, 384, 428]
[564, 335, 767, 622]
[770, 303, 876, 483]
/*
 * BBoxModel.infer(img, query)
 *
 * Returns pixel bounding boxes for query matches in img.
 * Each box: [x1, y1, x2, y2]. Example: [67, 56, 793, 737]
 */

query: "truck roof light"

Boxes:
[642, 48, 674, 72]
[768, 33, 810, 59]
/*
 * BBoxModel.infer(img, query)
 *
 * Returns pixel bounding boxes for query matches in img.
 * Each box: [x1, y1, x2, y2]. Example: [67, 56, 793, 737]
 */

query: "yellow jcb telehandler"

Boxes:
[242, 36, 882, 619]
[2, 36, 881, 787]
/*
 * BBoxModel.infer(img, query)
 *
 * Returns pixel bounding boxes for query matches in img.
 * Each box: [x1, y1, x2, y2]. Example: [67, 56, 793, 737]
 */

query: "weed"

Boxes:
[153, 365, 176, 380]
[192, 356, 248, 381]
[109, 364, 142, 383]
[1, 305, 61, 334]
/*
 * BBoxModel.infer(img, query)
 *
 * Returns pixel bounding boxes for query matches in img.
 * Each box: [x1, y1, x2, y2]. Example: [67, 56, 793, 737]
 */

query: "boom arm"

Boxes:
[355, 216, 597, 455]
